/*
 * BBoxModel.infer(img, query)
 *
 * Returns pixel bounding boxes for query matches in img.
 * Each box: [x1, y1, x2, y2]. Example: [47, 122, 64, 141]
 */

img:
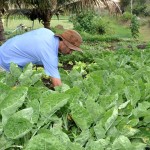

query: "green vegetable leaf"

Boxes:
[94, 121, 106, 139]
[4, 117, 32, 139]
[0, 135, 13, 150]
[40, 92, 69, 118]
[74, 130, 90, 146]
[24, 132, 66, 150]
[18, 63, 33, 86]
[0, 82, 10, 103]
[9, 62, 22, 79]
[112, 135, 134, 150]
[125, 86, 141, 107]
[70, 102, 93, 131]
[105, 107, 118, 131]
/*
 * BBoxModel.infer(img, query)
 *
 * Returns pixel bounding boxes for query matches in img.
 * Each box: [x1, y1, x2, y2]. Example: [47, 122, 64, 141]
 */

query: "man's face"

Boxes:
[59, 41, 73, 55]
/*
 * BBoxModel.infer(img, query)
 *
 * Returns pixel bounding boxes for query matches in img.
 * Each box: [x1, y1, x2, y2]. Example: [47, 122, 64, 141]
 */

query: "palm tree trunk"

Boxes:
[0, 12, 6, 43]
[42, 10, 53, 29]
[43, 21, 51, 29]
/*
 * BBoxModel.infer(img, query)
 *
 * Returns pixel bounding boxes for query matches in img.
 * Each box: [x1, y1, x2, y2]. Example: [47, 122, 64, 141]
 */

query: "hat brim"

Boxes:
[55, 34, 83, 52]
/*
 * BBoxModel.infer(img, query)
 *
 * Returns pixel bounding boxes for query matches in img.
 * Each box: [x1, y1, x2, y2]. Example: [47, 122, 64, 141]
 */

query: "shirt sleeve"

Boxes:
[39, 47, 60, 79]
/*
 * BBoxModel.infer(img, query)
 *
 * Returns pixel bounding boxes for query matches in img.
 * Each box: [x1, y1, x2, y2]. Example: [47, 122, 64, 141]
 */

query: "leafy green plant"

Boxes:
[71, 11, 111, 35]
[130, 15, 140, 39]
[133, 5, 147, 16]
[70, 10, 95, 33]
[0, 42, 150, 149]
[121, 12, 133, 22]
[91, 17, 110, 35]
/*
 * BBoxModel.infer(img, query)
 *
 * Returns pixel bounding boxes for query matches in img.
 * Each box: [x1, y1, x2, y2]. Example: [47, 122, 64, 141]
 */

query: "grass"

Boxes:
[3, 16, 73, 39]
[4, 19, 73, 31]
[2, 15, 150, 42]
[139, 24, 150, 42]
[110, 24, 132, 39]
[105, 16, 150, 42]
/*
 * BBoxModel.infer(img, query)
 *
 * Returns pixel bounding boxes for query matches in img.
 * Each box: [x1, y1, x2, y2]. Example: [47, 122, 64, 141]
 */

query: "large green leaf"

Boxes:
[0, 87, 28, 112]
[24, 132, 67, 150]
[27, 99, 40, 124]
[13, 107, 33, 121]
[94, 121, 106, 139]
[133, 101, 150, 118]
[67, 142, 84, 150]
[0, 135, 13, 150]
[69, 70, 83, 85]
[18, 63, 33, 86]
[145, 83, 150, 100]
[5, 73, 18, 86]
[87, 71, 104, 88]
[131, 140, 146, 150]
[74, 130, 90, 146]
[31, 72, 42, 85]
[9, 62, 22, 79]
[144, 114, 150, 124]
[65, 87, 82, 103]
[86, 138, 110, 150]
[108, 75, 125, 94]
[27, 86, 42, 100]
[3, 108, 33, 139]
[117, 123, 139, 137]
[112, 135, 134, 150]
[50, 128, 70, 144]
[86, 97, 105, 122]
[0, 82, 10, 103]
[105, 107, 118, 131]
[0, 87, 28, 125]
[70, 102, 93, 131]
[83, 80, 101, 100]
[118, 100, 130, 110]
[134, 127, 150, 145]
[107, 126, 120, 138]
[54, 83, 70, 92]
[0, 71, 6, 82]
[98, 94, 119, 110]
[40, 92, 69, 118]
[4, 117, 32, 139]
[0, 122, 2, 135]
[125, 86, 141, 107]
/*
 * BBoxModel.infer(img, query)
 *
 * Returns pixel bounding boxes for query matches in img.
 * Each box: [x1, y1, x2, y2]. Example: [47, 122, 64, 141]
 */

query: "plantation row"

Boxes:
[0, 44, 150, 149]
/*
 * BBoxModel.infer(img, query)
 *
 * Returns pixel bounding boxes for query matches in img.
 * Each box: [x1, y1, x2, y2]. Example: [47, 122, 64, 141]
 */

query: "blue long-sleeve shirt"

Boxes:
[0, 28, 60, 79]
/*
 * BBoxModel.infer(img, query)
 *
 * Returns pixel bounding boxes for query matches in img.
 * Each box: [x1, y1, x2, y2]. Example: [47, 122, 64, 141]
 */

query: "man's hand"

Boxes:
[50, 77, 62, 87]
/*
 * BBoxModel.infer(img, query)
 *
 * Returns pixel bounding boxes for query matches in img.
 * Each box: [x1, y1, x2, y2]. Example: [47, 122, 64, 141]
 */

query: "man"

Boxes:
[0, 28, 82, 87]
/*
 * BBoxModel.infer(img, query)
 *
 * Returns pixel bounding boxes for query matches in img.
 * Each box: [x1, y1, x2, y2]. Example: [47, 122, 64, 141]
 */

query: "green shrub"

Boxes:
[71, 11, 111, 35]
[130, 15, 140, 39]
[121, 12, 133, 22]
[144, 6, 150, 16]
[133, 5, 147, 16]
[70, 10, 95, 33]
[91, 17, 110, 35]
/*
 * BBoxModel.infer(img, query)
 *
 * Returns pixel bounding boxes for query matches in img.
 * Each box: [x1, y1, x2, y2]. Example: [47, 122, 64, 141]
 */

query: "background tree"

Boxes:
[0, 0, 9, 43]
[0, 0, 126, 43]
[120, 0, 148, 16]
[7, 0, 105, 29]
[119, 0, 130, 13]
[132, 0, 147, 16]
[1, 0, 106, 42]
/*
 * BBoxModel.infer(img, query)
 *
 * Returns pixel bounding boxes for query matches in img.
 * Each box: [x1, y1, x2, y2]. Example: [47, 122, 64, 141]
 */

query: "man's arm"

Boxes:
[50, 77, 62, 87]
